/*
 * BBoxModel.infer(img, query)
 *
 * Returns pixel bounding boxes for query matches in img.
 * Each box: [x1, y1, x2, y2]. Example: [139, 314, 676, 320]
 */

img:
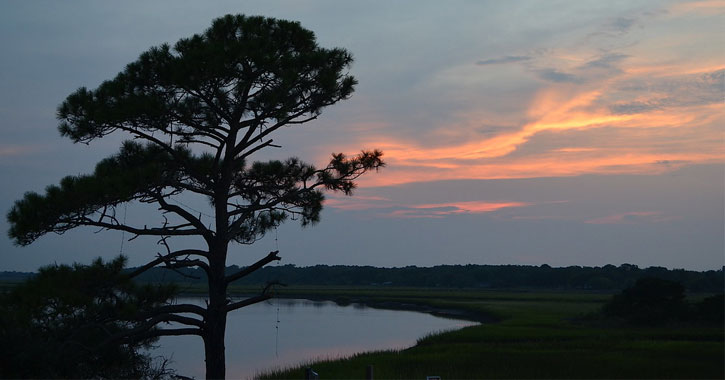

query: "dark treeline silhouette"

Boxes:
[4, 263, 722, 292]
[124, 263, 722, 292]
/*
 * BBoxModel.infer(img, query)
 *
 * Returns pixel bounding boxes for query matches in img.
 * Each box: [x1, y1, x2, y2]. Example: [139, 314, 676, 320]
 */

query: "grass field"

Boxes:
[253, 287, 724, 379]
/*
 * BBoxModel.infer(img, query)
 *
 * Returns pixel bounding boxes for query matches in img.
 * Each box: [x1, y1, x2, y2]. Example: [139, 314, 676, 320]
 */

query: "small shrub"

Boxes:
[695, 293, 724, 322]
[603, 277, 687, 326]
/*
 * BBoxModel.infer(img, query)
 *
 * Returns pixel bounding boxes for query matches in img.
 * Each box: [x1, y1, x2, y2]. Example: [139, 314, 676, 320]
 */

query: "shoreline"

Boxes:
[178, 289, 500, 324]
[280, 294, 499, 324]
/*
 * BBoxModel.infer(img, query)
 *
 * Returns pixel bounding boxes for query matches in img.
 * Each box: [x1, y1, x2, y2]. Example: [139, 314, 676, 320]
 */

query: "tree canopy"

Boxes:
[0, 256, 175, 379]
[7, 14, 383, 378]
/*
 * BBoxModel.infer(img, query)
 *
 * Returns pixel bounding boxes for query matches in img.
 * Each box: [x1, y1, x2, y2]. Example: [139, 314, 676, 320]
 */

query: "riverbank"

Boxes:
[253, 287, 724, 379]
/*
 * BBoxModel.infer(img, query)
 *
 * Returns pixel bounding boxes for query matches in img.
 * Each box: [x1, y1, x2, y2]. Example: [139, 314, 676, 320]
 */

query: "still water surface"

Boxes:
[153, 297, 477, 379]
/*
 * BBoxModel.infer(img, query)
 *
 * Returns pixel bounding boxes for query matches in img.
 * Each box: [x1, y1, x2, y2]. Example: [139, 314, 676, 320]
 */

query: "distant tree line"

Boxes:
[134, 263, 723, 292]
[3, 263, 722, 293]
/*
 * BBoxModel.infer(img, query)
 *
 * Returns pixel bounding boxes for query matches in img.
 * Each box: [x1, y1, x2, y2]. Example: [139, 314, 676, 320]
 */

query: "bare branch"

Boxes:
[79, 217, 203, 237]
[125, 249, 209, 279]
[234, 109, 314, 156]
[237, 139, 281, 161]
[226, 294, 271, 313]
[135, 303, 208, 319]
[154, 194, 213, 241]
[150, 313, 204, 328]
[99, 309, 205, 347]
[125, 327, 203, 344]
[226, 280, 285, 312]
[225, 250, 280, 284]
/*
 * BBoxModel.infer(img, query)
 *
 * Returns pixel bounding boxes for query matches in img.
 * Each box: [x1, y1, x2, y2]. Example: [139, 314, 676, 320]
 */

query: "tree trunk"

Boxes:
[203, 305, 227, 379]
[204, 245, 228, 379]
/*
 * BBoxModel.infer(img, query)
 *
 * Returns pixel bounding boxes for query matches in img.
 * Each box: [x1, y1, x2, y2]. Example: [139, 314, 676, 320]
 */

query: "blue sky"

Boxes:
[1, 1, 723, 271]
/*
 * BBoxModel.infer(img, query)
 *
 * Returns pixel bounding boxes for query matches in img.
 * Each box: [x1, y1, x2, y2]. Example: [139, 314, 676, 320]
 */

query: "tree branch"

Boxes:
[79, 217, 203, 237]
[226, 294, 272, 312]
[135, 303, 208, 319]
[125, 327, 203, 344]
[237, 139, 281, 161]
[225, 250, 280, 284]
[234, 108, 313, 156]
[124, 249, 210, 279]
[114, 124, 213, 188]
[150, 313, 204, 328]
[226, 281, 285, 312]
[155, 194, 213, 241]
[99, 309, 204, 348]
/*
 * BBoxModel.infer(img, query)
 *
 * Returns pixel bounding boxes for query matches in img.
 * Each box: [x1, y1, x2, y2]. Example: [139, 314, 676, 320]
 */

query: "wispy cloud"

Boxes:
[607, 17, 637, 33]
[385, 201, 529, 218]
[0, 144, 43, 157]
[609, 69, 724, 114]
[669, 0, 725, 15]
[536, 68, 581, 83]
[324, 195, 531, 219]
[582, 53, 629, 70]
[585, 211, 676, 224]
[476, 55, 532, 65]
[323, 195, 392, 211]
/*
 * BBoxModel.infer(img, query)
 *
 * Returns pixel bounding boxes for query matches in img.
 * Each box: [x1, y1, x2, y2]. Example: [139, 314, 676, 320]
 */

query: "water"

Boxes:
[151, 297, 477, 379]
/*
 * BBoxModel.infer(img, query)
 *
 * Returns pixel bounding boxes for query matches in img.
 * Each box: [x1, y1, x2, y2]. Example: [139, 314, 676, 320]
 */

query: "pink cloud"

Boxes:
[385, 201, 530, 219]
[324, 195, 532, 219]
[669, 0, 725, 15]
[0, 145, 42, 157]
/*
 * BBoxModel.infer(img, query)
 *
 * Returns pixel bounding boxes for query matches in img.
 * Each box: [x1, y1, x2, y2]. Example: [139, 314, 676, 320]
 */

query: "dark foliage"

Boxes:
[603, 277, 688, 325]
[0, 256, 175, 379]
[695, 293, 725, 322]
[121, 263, 725, 293]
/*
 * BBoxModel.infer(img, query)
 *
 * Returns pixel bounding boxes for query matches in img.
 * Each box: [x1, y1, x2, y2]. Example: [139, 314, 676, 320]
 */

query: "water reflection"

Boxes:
[153, 297, 477, 379]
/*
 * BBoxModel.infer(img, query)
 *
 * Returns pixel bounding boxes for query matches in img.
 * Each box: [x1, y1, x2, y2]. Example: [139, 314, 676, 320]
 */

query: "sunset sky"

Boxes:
[1, 1, 723, 271]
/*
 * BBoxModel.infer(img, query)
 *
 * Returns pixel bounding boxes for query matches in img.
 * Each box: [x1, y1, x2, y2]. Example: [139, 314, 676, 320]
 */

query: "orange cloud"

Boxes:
[323, 195, 531, 218]
[341, 62, 725, 188]
[386, 201, 529, 218]
[669, 0, 725, 15]
[357, 151, 723, 187]
[314, 6, 723, 190]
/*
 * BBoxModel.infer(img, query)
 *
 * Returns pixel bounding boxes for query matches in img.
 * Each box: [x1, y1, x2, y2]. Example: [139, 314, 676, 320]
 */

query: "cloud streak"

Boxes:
[386, 201, 529, 218]
[585, 211, 676, 224]
[324, 195, 531, 219]
[535, 68, 581, 83]
[476, 55, 532, 65]
[0, 144, 45, 158]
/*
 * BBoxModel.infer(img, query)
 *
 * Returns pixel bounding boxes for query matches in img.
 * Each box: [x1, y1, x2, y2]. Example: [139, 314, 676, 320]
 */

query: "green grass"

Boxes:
[257, 288, 724, 379]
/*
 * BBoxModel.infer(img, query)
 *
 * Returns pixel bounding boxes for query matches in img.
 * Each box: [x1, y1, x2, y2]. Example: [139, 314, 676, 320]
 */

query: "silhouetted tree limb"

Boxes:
[226, 281, 285, 312]
[125, 249, 210, 279]
[225, 250, 280, 284]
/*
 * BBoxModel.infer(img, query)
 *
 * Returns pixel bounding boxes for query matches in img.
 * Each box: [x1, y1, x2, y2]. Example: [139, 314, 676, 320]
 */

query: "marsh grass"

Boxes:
[257, 287, 724, 379]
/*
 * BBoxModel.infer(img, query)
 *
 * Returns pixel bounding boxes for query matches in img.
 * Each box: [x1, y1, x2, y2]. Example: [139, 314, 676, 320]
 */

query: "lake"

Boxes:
[152, 297, 477, 379]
